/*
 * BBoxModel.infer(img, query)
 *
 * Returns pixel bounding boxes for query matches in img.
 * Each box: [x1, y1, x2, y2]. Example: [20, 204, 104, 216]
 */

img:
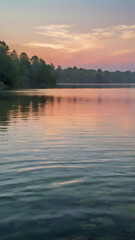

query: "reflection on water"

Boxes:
[0, 89, 135, 240]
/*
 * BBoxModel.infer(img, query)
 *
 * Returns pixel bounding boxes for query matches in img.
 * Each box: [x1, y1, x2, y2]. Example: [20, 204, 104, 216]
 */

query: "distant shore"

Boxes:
[1, 83, 135, 91]
[57, 83, 135, 88]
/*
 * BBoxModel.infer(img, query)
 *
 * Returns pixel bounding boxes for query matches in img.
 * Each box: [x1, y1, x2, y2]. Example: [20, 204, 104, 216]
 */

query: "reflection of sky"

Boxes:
[1, 0, 135, 70]
[1, 89, 135, 239]
[1, 89, 135, 134]
[1, 89, 135, 190]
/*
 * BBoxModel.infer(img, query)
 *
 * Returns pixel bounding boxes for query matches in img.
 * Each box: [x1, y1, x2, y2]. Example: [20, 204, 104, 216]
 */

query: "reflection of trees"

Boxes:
[0, 94, 55, 131]
[0, 92, 133, 132]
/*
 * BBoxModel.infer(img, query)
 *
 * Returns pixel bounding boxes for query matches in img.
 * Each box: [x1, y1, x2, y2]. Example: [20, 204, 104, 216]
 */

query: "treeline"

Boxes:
[1, 40, 135, 89]
[0, 41, 56, 89]
[55, 66, 135, 84]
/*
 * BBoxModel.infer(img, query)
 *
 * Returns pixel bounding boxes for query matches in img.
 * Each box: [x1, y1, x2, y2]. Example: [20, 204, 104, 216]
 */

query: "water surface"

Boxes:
[0, 89, 135, 240]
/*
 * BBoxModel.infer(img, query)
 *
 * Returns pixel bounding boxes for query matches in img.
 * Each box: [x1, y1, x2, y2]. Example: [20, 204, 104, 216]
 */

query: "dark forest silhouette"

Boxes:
[0, 41, 56, 89]
[55, 66, 135, 85]
[0, 41, 135, 89]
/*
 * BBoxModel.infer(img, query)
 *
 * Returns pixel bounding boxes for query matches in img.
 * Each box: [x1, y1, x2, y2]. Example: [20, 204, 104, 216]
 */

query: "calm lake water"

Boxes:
[0, 88, 135, 240]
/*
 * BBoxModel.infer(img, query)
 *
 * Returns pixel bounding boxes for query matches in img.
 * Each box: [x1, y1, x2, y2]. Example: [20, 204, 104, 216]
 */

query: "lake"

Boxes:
[0, 88, 135, 240]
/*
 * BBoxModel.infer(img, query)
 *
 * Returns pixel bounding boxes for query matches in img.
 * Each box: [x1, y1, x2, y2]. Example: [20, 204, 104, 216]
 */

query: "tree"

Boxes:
[29, 56, 40, 87]
[19, 52, 31, 70]
[48, 63, 55, 72]
[19, 53, 31, 87]
[0, 42, 20, 87]
[10, 50, 18, 60]
[0, 41, 9, 55]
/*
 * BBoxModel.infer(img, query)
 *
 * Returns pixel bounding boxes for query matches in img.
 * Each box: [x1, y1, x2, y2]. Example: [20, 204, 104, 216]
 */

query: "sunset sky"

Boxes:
[1, 0, 135, 70]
